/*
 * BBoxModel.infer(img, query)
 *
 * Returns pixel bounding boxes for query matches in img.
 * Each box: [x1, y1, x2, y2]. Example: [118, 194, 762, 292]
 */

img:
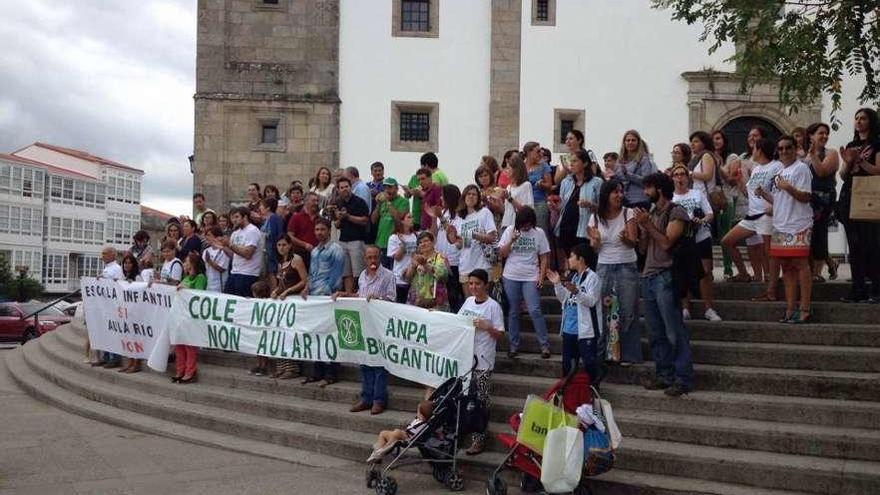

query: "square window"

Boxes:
[553, 108, 585, 152]
[531, 0, 556, 26]
[261, 124, 278, 144]
[400, 112, 430, 142]
[401, 0, 430, 32]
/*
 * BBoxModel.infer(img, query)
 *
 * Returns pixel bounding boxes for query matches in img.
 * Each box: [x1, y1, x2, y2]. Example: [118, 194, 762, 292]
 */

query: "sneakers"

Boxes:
[704, 308, 722, 321]
[249, 367, 267, 376]
[664, 383, 690, 397]
[540, 347, 551, 359]
[682, 308, 691, 320]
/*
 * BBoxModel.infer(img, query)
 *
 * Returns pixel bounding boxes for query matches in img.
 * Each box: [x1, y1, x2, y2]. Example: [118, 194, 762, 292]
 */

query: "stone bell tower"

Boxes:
[193, 0, 340, 208]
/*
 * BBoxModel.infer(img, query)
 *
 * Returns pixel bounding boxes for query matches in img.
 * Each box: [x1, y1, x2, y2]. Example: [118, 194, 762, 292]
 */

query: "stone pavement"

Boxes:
[0, 349, 478, 495]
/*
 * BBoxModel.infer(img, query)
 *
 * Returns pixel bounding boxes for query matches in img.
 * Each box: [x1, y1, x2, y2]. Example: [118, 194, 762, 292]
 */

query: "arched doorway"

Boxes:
[720, 117, 783, 156]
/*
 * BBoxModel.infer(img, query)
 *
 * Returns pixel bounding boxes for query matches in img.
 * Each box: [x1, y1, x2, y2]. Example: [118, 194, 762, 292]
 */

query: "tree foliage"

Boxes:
[653, 0, 880, 128]
[0, 254, 44, 302]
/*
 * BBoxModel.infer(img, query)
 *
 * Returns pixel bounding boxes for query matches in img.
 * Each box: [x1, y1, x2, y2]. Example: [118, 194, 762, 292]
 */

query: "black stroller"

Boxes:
[366, 360, 485, 495]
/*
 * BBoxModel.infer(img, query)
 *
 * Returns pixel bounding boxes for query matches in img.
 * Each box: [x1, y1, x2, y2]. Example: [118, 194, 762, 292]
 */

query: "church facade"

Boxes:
[194, 1, 856, 223]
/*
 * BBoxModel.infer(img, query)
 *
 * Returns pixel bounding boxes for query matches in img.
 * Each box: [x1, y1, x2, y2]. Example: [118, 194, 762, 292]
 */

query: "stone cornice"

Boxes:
[193, 92, 341, 104]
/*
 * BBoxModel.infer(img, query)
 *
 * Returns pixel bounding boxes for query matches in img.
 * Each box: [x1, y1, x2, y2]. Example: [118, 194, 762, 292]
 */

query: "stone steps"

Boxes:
[4, 348, 813, 495]
[48, 328, 880, 460]
[538, 281, 851, 301]
[531, 299, 877, 324]
[41, 324, 880, 493]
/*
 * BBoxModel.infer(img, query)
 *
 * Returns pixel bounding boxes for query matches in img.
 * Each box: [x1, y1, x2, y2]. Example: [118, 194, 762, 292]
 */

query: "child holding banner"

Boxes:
[173, 252, 207, 384]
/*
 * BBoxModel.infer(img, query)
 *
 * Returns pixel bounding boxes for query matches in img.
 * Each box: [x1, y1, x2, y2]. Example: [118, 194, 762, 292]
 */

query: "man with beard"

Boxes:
[333, 176, 370, 293]
[634, 172, 694, 397]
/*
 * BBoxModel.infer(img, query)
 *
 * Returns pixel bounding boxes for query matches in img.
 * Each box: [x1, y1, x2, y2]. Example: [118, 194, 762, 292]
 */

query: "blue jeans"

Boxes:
[502, 277, 549, 351]
[561, 333, 598, 382]
[641, 269, 694, 390]
[360, 365, 388, 406]
[597, 262, 642, 363]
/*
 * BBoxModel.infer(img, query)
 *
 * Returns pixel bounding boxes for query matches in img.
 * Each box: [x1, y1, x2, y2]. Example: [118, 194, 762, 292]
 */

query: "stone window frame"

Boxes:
[553, 108, 585, 153]
[531, 0, 556, 27]
[392, 0, 440, 39]
[390, 101, 439, 153]
[252, 0, 287, 12]
[253, 114, 286, 153]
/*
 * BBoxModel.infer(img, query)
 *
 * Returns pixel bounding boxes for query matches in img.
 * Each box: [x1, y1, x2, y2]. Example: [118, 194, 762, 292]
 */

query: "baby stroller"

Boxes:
[487, 368, 604, 495]
[366, 360, 486, 495]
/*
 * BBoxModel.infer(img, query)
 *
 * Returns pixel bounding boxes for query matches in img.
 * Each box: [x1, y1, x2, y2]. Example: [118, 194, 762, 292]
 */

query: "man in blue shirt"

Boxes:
[303, 217, 345, 387]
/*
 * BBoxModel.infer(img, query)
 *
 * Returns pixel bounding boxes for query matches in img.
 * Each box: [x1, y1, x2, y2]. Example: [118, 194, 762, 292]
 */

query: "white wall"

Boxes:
[519, 0, 734, 163]
[339, 0, 492, 189]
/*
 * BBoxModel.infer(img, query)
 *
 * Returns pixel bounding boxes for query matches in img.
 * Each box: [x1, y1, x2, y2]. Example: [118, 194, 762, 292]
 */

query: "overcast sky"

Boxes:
[0, 0, 196, 215]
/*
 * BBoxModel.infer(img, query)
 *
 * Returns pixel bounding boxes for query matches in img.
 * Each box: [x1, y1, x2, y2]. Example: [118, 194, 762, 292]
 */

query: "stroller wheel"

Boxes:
[432, 465, 449, 483]
[445, 470, 464, 492]
[485, 476, 507, 495]
[365, 464, 379, 489]
[520, 472, 541, 493]
[375, 475, 398, 495]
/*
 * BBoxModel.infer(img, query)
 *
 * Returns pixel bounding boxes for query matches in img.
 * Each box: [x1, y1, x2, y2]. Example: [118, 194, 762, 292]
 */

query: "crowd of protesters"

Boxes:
[87, 108, 880, 455]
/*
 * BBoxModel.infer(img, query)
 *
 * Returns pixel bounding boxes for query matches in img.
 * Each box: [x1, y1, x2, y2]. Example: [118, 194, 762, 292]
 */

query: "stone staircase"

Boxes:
[6, 282, 880, 495]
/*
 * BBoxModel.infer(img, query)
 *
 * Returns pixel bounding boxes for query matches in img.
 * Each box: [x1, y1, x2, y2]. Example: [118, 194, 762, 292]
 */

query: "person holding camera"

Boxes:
[332, 176, 370, 294]
[670, 164, 722, 322]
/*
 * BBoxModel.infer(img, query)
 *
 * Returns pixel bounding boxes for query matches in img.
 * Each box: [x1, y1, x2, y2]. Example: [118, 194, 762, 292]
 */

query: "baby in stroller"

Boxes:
[367, 400, 434, 464]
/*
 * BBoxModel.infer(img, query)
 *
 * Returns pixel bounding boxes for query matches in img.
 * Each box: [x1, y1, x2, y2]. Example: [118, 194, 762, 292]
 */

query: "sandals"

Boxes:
[728, 273, 752, 283]
[779, 310, 800, 323]
[750, 294, 777, 302]
[791, 311, 812, 324]
[812, 275, 826, 283]
[828, 259, 839, 280]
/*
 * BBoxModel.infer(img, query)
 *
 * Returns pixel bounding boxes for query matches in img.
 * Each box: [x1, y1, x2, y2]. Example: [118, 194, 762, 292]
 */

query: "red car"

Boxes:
[0, 302, 71, 343]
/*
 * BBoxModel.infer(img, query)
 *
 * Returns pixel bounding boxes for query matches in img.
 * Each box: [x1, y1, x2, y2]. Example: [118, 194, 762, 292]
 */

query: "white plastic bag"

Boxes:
[540, 402, 584, 494]
[600, 398, 622, 449]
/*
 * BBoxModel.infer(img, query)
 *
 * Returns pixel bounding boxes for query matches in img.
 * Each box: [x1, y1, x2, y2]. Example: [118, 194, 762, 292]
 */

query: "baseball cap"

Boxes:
[382, 177, 398, 187]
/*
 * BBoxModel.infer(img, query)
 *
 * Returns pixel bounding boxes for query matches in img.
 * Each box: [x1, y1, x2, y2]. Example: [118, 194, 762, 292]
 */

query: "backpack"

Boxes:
[660, 203, 696, 259]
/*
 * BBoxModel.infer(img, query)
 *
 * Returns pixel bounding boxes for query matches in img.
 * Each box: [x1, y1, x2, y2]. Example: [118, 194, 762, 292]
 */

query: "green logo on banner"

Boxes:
[334, 309, 365, 351]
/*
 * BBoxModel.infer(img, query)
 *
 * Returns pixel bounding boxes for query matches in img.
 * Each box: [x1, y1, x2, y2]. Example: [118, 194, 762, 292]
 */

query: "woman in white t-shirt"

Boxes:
[501, 154, 534, 229]
[587, 179, 641, 365]
[446, 185, 498, 297]
[388, 212, 417, 303]
[671, 164, 722, 322]
[721, 137, 781, 288]
[499, 206, 551, 359]
[157, 240, 183, 285]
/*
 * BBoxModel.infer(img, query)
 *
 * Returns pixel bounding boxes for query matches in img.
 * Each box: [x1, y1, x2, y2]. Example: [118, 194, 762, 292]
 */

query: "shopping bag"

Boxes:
[516, 394, 579, 454]
[850, 176, 880, 221]
[583, 426, 614, 477]
[541, 407, 584, 493]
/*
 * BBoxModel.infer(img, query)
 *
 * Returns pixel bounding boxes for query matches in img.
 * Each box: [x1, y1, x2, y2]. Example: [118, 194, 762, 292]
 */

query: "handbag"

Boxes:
[583, 387, 616, 477]
[700, 152, 728, 212]
[541, 403, 584, 493]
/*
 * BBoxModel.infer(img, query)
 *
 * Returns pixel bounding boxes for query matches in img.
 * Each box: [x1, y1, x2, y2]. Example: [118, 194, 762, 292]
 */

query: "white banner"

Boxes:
[81, 278, 476, 388]
[157, 291, 475, 387]
[80, 278, 176, 360]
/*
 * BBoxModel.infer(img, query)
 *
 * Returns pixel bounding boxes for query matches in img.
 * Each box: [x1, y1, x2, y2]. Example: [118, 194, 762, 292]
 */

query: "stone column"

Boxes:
[489, 0, 522, 161]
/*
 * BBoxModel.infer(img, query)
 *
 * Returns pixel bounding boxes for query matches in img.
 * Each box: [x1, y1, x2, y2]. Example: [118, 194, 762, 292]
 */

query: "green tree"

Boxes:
[0, 254, 44, 302]
[653, 0, 880, 128]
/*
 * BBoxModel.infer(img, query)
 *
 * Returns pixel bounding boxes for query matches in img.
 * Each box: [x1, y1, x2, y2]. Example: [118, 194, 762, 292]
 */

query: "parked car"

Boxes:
[0, 302, 72, 343]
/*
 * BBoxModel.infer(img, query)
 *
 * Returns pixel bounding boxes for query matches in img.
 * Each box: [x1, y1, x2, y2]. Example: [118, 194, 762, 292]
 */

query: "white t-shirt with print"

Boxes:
[101, 261, 123, 280]
[673, 189, 713, 243]
[745, 160, 783, 216]
[230, 223, 262, 276]
[387, 232, 417, 286]
[499, 226, 550, 282]
[203, 246, 230, 292]
[454, 208, 497, 276]
[771, 160, 813, 235]
[458, 296, 505, 371]
[160, 259, 183, 283]
[501, 182, 534, 228]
